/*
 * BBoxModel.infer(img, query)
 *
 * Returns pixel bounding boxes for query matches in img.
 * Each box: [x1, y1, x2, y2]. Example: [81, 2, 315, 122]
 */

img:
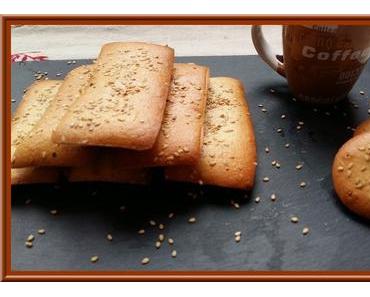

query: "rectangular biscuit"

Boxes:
[12, 65, 97, 168]
[11, 80, 62, 165]
[11, 168, 60, 185]
[52, 42, 174, 150]
[67, 148, 150, 184]
[103, 63, 209, 168]
[165, 77, 257, 190]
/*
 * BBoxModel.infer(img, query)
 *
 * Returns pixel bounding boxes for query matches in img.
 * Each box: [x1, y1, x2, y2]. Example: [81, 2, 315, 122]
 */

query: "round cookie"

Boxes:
[354, 119, 370, 136]
[332, 133, 370, 219]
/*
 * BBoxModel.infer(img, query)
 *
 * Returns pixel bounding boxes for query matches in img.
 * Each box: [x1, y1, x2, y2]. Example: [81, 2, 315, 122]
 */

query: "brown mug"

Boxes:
[252, 25, 370, 104]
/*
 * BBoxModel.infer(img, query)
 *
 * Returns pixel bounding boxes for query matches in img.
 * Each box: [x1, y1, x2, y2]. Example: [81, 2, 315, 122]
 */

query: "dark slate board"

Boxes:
[11, 56, 370, 271]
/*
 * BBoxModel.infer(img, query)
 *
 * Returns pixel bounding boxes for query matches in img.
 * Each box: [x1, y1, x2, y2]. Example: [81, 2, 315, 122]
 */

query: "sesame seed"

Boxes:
[281, 114, 286, 119]
[261, 108, 267, 112]
[285, 143, 290, 148]
[235, 236, 241, 242]
[360, 90, 365, 95]
[270, 194, 276, 201]
[277, 128, 283, 133]
[265, 147, 270, 153]
[171, 250, 177, 258]
[138, 229, 145, 235]
[300, 182, 307, 188]
[270, 88, 275, 93]
[188, 217, 196, 223]
[290, 216, 299, 223]
[25, 241, 33, 248]
[141, 257, 150, 265]
[50, 209, 58, 215]
[106, 234, 113, 241]
[25, 199, 32, 205]
[263, 177, 270, 182]
[158, 224, 164, 230]
[168, 213, 174, 219]
[234, 231, 242, 236]
[37, 229, 46, 235]
[27, 234, 35, 242]
[296, 164, 303, 170]
[90, 256, 99, 263]
[158, 234, 165, 242]
[11, 99, 16, 103]
[168, 238, 174, 245]
[155, 241, 161, 249]
[149, 220, 156, 226]
[255, 196, 261, 203]
[302, 227, 310, 235]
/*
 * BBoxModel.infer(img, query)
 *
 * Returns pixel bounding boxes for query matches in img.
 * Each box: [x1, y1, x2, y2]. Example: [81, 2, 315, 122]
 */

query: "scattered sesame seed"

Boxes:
[171, 250, 177, 258]
[290, 216, 299, 223]
[149, 220, 156, 226]
[277, 128, 283, 133]
[25, 241, 33, 248]
[141, 257, 150, 265]
[360, 90, 365, 95]
[158, 224, 164, 230]
[235, 236, 241, 243]
[37, 229, 45, 235]
[285, 143, 290, 148]
[27, 234, 35, 242]
[302, 227, 310, 235]
[106, 234, 113, 241]
[270, 88, 275, 93]
[300, 182, 307, 188]
[155, 241, 161, 249]
[90, 256, 99, 263]
[138, 229, 145, 235]
[261, 108, 267, 112]
[188, 217, 196, 223]
[158, 234, 165, 242]
[50, 209, 58, 215]
[11, 99, 16, 103]
[263, 177, 270, 182]
[234, 231, 242, 236]
[168, 238, 174, 245]
[258, 104, 264, 108]
[281, 114, 286, 119]
[255, 196, 261, 203]
[270, 194, 276, 201]
[296, 164, 303, 170]
[168, 213, 174, 219]
[275, 162, 281, 169]
[265, 147, 270, 153]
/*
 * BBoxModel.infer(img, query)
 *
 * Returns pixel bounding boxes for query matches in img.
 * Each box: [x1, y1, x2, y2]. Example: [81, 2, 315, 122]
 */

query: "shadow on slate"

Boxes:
[11, 56, 370, 271]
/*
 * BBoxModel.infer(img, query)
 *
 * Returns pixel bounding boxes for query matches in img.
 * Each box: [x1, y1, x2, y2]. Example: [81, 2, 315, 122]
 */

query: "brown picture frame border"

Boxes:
[2, 15, 370, 281]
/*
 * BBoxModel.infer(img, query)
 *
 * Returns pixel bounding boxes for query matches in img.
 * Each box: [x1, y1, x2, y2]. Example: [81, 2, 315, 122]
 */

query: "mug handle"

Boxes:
[251, 25, 286, 77]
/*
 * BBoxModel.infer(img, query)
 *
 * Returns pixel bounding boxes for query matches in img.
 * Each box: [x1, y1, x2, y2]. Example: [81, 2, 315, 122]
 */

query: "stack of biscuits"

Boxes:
[11, 42, 257, 190]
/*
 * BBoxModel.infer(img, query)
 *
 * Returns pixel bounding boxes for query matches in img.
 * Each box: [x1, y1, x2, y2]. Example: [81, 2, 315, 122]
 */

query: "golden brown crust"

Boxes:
[106, 63, 209, 168]
[354, 119, 370, 136]
[52, 42, 174, 150]
[165, 77, 257, 190]
[67, 148, 150, 184]
[13, 65, 97, 168]
[332, 133, 370, 219]
[11, 168, 60, 185]
[11, 80, 62, 166]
